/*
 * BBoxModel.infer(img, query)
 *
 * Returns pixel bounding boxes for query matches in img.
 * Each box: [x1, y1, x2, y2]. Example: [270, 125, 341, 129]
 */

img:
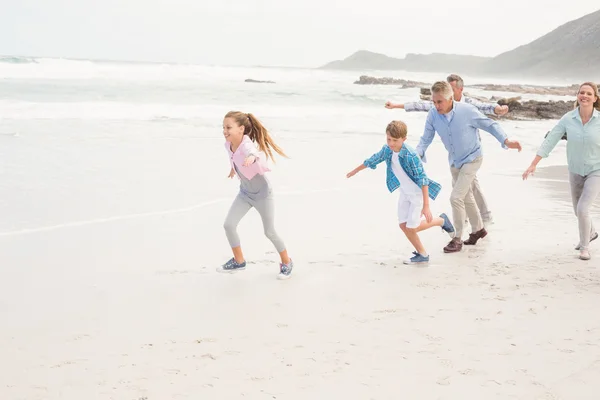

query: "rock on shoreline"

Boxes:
[418, 91, 575, 119]
[496, 97, 575, 120]
[245, 78, 276, 84]
[353, 75, 428, 88]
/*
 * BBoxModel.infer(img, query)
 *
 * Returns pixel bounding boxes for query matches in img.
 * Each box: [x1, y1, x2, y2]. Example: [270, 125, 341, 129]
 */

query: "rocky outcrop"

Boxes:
[497, 98, 575, 120]
[417, 90, 573, 120]
[354, 75, 428, 88]
[245, 79, 275, 84]
[419, 88, 432, 101]
[476, 96, 574, 120]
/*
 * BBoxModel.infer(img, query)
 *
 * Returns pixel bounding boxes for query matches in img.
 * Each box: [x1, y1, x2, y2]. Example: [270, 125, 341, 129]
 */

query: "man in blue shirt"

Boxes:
[416, 81, 522, 253]
[385, 74, 509, 226]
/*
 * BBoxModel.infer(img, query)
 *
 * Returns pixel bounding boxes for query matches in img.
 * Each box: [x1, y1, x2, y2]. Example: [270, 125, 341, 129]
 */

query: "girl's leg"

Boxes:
[254, 196, 290, 264]
[573, 171, 600, 250]
[223, 195, 253, 263]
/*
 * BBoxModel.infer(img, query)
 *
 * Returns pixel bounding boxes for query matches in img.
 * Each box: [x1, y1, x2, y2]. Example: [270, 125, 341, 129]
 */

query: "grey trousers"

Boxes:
[569, 170, 600, 250]
[450, 157, 485, 239]
[223, 194, 287, 253]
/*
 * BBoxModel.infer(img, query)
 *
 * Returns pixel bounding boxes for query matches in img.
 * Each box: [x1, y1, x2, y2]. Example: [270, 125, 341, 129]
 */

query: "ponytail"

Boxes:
[246, 113, 288, 162]
[224, 111, 288, 162]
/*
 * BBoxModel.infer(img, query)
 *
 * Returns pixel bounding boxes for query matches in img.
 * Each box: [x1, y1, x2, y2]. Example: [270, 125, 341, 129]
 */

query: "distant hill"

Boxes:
[319, 9, 600, 80]
[319, 50, 490, 73]
[483, 9, 600, 79]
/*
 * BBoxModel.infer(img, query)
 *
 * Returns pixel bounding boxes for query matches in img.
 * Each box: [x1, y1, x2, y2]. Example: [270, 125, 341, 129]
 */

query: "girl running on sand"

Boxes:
[218, 111, 293, 279]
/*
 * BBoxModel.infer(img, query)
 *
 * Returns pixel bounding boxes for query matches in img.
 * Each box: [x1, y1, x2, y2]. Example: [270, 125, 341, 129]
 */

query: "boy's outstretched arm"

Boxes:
[348, 145, 387, 177]
[346, 164, 366, 178]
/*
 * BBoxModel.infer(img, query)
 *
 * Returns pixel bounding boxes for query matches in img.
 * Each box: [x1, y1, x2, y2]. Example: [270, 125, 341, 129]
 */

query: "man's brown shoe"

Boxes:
[443, 238, 463, 253]
[464, 228, 488, 245]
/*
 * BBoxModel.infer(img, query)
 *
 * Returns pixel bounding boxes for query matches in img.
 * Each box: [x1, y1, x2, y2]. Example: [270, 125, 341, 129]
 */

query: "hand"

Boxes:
[243, 155, 256, 166]
[346, 170, 357, 178]
[421, 205, 433, 223]
[227, 168, 235, 179]
[495, 105, 509, 116]
[504, 139, 522, 152]
[522, 165, 536, 180]
[385, 101, 395, 109]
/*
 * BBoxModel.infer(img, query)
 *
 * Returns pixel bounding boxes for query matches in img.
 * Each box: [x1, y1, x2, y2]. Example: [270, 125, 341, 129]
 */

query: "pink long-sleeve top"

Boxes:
[225, 135, 271, 180]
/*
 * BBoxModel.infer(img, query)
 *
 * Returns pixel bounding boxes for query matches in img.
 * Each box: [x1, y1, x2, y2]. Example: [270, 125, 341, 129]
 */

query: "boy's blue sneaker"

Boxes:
[403, 251, 430, 265]
[440, 213, 455, 237]
[217, 258, 246, 273]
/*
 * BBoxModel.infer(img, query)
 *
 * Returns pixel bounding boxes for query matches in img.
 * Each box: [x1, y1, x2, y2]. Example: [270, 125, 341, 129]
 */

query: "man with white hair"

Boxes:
[415, 81, 521, 253]
[386, 74, 508, 225]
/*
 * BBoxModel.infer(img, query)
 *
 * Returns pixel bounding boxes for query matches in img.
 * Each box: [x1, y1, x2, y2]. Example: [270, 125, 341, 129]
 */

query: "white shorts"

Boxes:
[397, 191, 424, 228]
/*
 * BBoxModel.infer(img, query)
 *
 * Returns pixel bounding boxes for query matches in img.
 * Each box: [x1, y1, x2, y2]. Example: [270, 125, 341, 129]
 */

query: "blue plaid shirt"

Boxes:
[363, 143, 442, 200]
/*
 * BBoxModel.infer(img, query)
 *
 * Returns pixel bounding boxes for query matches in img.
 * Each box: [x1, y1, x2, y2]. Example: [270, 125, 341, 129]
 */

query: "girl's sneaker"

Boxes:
[580, 249, 591, 261]
[217, 258, 246, 273]
[440, 213, 455, 237]
[277, 259, 293, 280]
[403, 251, 430, 265]
[575, 232, 598, 250]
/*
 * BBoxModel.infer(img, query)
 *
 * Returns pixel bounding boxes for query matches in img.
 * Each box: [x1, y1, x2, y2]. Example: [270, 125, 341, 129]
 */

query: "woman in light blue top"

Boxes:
[523, 82, 600, 261]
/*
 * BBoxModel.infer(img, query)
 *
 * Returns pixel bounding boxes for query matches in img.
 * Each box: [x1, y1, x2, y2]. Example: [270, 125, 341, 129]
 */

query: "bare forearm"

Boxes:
[388, 103, 405, 109]
[422, 185, 430, 207]
[530, 155, 542, 167]
[352, 164, 367, 174]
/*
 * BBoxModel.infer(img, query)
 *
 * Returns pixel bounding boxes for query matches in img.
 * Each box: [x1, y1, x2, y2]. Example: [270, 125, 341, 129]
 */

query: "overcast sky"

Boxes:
[2, 0, 599, 67]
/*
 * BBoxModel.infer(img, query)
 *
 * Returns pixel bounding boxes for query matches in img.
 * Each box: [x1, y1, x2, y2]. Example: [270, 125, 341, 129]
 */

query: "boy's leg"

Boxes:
[399, 193, 428, 256]
[414, 217, 444, 233]
[400, 223, 426, 255]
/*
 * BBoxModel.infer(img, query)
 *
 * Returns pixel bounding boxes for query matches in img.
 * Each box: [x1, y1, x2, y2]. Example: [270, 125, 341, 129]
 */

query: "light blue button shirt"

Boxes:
[416, 102, 508, 168]
[537, 107, 600, 176]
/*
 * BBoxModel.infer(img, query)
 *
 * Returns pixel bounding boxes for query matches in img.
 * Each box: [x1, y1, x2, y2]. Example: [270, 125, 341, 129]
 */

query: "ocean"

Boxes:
[0, 56, 572, 236]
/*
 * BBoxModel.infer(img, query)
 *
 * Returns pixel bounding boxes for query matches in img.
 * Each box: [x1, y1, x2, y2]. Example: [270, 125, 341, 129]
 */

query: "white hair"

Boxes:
[431, 81, 453, 100]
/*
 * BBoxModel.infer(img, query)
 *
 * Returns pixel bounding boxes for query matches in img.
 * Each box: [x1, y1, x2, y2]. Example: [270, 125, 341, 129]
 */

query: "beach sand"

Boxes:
[1, 132, 599, 400]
